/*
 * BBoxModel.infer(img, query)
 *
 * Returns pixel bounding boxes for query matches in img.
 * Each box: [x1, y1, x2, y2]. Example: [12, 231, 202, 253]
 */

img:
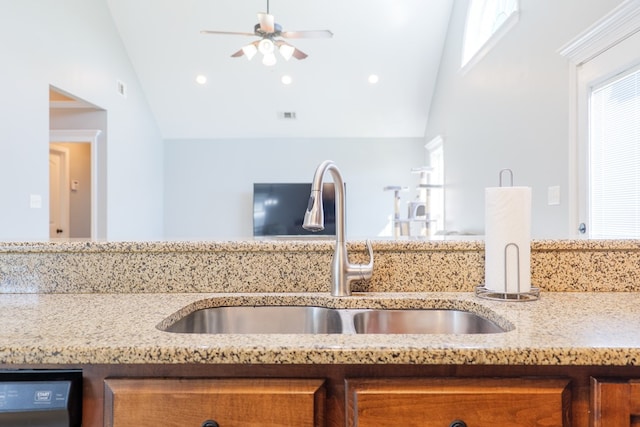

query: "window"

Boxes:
[462, 0, 519, 70]
[425, 136, 445, 235]
[589, 66, 640, 237]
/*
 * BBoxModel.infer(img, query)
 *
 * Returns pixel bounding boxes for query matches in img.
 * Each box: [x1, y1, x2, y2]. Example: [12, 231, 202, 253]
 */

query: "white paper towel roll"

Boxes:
[485, 186, 531, 293]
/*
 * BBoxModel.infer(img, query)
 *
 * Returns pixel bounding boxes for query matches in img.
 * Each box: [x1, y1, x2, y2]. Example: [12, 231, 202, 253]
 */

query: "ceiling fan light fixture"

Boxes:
[242, 43, 258, 60]
[258, 38, 275, 55]
[278, 43, 295, 61]
[262, 52, 277, 66]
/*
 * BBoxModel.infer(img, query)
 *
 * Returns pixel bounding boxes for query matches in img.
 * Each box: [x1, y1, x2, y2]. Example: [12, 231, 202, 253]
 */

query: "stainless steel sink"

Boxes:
[352, 309, 505, 334]
[162, 306, 344, 334]
[160, 305, 509, 335]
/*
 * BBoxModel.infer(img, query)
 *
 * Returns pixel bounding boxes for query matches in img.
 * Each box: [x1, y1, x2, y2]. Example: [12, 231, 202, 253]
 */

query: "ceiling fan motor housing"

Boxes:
[254, 22, 282, 37]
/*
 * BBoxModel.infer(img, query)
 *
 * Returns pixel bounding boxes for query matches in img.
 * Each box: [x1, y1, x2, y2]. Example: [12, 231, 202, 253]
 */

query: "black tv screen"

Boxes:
[253, 183, 339, 236]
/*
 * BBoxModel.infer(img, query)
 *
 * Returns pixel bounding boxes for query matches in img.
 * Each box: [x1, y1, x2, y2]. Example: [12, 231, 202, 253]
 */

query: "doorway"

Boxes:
[49, 85, 106, 240]
[49, 144, 70, 238]
[49, 142, 93, 238]
[49, 130, 101, 239]
[572, 5, 640, 237]
[561, 0, 640, 237]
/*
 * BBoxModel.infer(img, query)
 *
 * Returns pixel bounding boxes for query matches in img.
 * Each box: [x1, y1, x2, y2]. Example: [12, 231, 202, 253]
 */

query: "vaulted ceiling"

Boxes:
[105, 0, 454, 139]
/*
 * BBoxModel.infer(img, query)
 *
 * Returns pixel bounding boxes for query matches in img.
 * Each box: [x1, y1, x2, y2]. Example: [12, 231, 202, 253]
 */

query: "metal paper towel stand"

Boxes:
[475, 169, 540, 301]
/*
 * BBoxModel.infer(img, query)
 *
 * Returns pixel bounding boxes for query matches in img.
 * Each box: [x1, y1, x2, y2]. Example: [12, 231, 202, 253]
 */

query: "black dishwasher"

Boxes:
[0, 369, 82, 426]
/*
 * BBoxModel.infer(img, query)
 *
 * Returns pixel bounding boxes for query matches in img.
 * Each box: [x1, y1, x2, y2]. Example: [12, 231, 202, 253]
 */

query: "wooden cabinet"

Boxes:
[68, 363, 625, 426]
[591, 377, 640, 426]
[104, 378, 325, 427]
[345, 377, 571, 427]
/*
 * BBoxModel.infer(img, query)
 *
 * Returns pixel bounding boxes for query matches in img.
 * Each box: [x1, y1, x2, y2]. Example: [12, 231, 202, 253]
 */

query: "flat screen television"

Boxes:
[253, 183, 340, 237]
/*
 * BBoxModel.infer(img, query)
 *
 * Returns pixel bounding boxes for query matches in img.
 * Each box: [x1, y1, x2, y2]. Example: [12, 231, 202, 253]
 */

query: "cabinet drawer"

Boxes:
[104, 378, 325, 427]
[346, 377, 570, 427]
[591, 377, 640, 426]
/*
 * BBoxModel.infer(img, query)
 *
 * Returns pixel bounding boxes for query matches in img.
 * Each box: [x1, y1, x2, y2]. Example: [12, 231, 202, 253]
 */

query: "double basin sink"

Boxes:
[160, 305, 510, 335]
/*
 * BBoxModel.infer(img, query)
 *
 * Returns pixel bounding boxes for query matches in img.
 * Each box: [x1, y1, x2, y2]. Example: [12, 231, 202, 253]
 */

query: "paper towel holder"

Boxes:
[499, 168, 514, 187]
[475, 242, 540, 301]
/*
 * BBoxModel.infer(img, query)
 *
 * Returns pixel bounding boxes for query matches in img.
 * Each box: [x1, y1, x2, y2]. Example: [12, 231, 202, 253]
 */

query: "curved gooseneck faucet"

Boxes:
[303, 160, 374, 297]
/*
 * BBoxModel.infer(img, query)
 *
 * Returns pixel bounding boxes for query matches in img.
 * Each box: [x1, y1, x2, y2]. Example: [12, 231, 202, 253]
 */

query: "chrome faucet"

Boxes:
[303, 160, 374, 297]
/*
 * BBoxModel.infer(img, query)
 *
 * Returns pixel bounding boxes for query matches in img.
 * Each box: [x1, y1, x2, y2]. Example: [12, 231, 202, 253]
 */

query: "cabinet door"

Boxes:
[104, 378, 325, 427]
[591, 377, 640, 427]
[346, 377, 571, 427]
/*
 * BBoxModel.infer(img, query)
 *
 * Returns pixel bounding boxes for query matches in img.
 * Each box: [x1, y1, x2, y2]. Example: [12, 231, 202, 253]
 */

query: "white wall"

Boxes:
[164, 138, 425, 239]
[0, 0, 163, 240]
[426, 0, 623, 238]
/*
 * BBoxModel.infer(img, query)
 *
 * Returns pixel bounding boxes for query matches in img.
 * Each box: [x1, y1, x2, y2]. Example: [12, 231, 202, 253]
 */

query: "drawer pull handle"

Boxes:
[202, 421, 220, 427]
[449, 421, 467, 427]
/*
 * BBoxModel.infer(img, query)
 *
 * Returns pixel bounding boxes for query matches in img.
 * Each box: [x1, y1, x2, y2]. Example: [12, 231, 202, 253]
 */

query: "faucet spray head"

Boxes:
[303, 189, 324, 232]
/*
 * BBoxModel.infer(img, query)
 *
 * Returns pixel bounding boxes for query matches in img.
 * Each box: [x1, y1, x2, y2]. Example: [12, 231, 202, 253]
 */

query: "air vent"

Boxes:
[279, 111, 297, 120]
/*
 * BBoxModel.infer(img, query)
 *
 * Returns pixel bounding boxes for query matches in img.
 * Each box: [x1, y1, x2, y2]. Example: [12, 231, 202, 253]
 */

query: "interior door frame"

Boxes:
[49, 129, 102, 240]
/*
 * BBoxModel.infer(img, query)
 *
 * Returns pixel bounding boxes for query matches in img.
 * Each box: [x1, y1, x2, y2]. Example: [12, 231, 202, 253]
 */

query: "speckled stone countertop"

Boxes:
[1, 291, 639, 366]
[2, 239, 640, 367]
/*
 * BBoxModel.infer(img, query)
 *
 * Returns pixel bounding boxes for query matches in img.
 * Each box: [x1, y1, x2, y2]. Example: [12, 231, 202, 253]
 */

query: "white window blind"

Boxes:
[589, 67, 640, 237]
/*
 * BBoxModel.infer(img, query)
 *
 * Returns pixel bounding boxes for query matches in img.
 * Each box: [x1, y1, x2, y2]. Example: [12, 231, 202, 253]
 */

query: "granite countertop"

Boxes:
[1, 291, 639, 366]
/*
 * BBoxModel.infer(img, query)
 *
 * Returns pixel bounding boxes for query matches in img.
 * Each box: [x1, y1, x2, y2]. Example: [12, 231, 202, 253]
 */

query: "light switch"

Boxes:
[30, 194, 42, 209]
[71, 180, 79, 191]
[547, 186, 560, 206]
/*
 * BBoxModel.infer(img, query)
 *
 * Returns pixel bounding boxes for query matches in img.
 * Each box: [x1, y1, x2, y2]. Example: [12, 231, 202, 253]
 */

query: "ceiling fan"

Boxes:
[201, 1, 333, 66]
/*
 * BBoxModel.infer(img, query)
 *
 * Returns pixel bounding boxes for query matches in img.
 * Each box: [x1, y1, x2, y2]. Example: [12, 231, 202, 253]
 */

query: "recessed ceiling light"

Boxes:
[368, 74, 379, 84]
[281, 75, 293, 85]
[195, 75, 207, 85]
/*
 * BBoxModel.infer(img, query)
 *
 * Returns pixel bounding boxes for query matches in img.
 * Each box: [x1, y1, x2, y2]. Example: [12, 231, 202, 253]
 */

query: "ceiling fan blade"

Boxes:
[231, 40, 260, 59]
[281, 30, 333, 39]
[201, 30, 256, 37]
[292, 48, 308, 60]
[274, 40, 307, 61]
[257, 12, 275, 33]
